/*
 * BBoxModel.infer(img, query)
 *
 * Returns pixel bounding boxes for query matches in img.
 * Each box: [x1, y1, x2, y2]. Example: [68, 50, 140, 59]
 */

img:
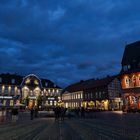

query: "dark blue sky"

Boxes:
[0, 0, 140, 87]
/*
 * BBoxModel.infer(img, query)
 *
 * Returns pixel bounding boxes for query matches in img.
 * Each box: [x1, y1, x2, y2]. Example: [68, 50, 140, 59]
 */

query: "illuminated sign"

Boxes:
[48, 97, 55, 100]
[29, 96, 36, 99]
[0, 96, 13, 99]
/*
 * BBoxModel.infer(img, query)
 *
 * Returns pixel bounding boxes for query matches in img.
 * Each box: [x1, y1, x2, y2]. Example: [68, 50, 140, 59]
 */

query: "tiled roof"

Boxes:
[63, 76, 117, 93]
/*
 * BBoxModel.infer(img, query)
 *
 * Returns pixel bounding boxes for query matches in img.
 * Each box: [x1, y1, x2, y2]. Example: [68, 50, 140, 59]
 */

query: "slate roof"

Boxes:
[0, 73, 61, 89]
[0, 73, 23, 86]
[63, 76, 117, 93]
[122, 41, 140, 65]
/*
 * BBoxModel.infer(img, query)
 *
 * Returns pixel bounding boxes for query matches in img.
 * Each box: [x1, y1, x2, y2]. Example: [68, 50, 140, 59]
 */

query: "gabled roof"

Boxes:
[122, 41, 140, 65]
[63, 76, 117, 93]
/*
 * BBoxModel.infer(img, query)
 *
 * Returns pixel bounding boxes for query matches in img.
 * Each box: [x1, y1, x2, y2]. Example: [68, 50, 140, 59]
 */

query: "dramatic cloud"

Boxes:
[0, 0, 140, 87]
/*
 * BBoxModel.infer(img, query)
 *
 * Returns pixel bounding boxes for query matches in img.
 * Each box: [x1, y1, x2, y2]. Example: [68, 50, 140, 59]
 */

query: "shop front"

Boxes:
[122, 93, 140, 112]
[0, 96, 20, 107]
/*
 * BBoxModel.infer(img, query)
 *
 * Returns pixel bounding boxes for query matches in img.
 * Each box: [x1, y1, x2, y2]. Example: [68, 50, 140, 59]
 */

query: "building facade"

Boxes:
[0, 73, 62, 108]
[120, 41, 140, 112]
[62, 76, 122, 110]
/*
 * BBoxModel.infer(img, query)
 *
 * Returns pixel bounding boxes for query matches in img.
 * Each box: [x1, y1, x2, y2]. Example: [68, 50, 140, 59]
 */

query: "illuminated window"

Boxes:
[125, 78, 130, 88]
[2, 85, 5, 94]
[50, 101, 53, 105]
[8, 86, 11, 93]
[81, 93, 83, 99]
[10, 100, 14, 106]
[3, 100, 6, 106]
[34, 80, 39, 85]
[76, 94, 78, 99]
[78, 93, 80, 99]
[25, 78, 30, 84]
[132, 76, 136, 87]
[138, 76, 140, 86]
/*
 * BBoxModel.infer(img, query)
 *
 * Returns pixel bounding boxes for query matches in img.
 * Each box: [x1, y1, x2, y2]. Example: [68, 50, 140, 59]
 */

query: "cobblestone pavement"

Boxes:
[0, 112, 140, 140]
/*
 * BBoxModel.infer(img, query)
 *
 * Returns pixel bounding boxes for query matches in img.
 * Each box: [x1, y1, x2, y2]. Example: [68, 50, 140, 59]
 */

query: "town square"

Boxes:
[1, 0, 140, 140]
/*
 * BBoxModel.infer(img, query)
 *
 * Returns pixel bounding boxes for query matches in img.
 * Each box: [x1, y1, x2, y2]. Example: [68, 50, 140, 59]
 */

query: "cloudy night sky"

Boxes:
[0, 0, 140, 87]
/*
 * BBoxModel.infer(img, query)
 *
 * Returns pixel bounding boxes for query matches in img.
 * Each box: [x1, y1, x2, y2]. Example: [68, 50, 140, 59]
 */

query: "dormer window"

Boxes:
[123, 65, 128, 71]
[128, 65, 131, 69]
[11, 79, 15, 84]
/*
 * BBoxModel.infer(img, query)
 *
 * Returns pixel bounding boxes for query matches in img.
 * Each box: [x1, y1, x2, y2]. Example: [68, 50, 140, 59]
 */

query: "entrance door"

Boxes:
[29, 100, 34, 109]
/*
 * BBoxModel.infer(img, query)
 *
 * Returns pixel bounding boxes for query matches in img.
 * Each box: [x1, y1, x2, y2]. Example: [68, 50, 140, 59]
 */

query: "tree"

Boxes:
[37, 95, 43, 108]
[23, 96, 29, 106]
